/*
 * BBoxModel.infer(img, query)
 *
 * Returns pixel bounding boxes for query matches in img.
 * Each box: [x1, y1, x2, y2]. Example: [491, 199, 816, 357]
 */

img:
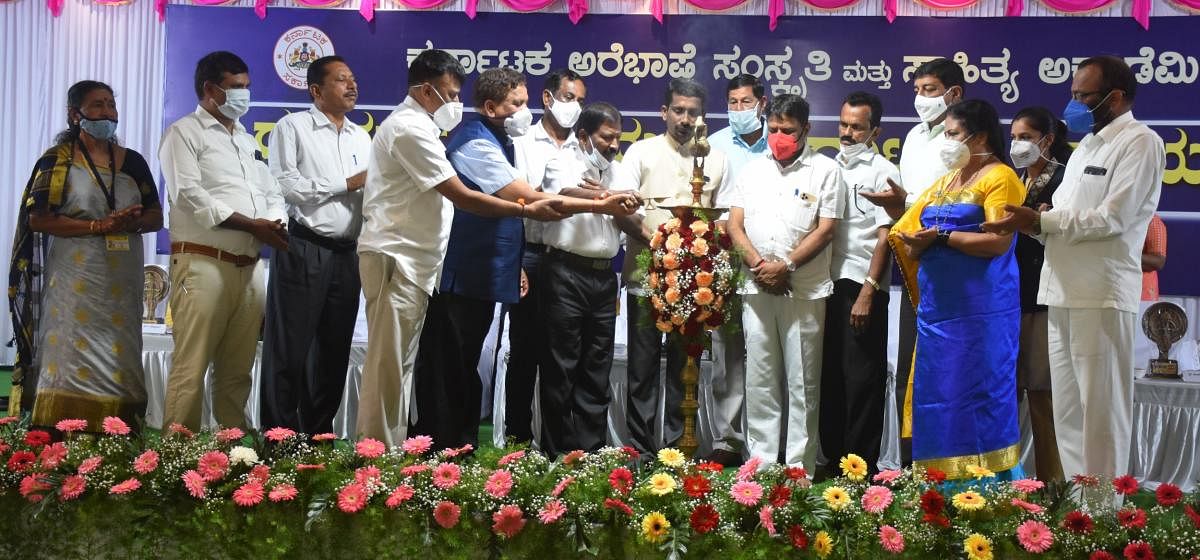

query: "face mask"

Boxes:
[79, 117, 118, 141]
[939, 135, 972, 170]
[838, 134, 875, 161]
[583, 137, 611, 172]
[1009, 138, 1046, 169]
[217, 87, 250, 120]
[1062, 90, 1113, 134]
[504, 107, 533, 137]
[547, 94, 582, 129]
[728, 107, 761, 136]
[913, 93, 948, 124]
[768, 132, 800, 161]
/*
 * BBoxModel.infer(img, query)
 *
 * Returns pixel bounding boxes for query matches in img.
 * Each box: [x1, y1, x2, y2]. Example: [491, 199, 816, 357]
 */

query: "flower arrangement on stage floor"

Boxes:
[2, 417, 1199, 559]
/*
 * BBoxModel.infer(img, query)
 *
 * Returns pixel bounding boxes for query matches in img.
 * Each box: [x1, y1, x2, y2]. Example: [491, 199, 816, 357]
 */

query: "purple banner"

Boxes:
[163, 5, 1200, 295]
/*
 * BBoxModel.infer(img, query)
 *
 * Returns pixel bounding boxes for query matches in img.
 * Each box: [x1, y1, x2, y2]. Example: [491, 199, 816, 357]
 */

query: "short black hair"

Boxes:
[842, 91, 884, 129]
[575, 102, 622, 136]
[473, 67, 526, 110]
[194, 51, 249, 100]
[946, 99, 1006, 161]
[544, 69, 583, 96]
[766, 94, 810, 125]
[663, 78, 707, 110]
[1012, 106, 1073, 165]
[55, 80, 115, 146]
[406, 49, 467, 88]
[913, 58, 966, 91]
[1078, 55, 1137, 101]
[308, 55, 346, 90]
[726, 74, 764, 100]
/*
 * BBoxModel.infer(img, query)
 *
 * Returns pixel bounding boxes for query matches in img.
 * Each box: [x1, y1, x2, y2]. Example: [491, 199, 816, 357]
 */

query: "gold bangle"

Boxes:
[89, 220, 97, 234]
[517, 197, 526, 218]
[864, 276, 880, 291]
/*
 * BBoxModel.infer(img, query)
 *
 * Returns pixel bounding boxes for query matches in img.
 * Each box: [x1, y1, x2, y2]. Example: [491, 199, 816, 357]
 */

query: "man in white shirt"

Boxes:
[861, 58, 964, 465]
[355, 50, 568, 446]
[259, 56, 371, 436]
[723, 94, 843, 469]
[615, 78, 732, 457]
[821, 91, 899, 476]
[159, 51, 289, 430]
[503, 69, 587, 446]
[984, 56, 1165, 488]
[538, 102, 635, 456]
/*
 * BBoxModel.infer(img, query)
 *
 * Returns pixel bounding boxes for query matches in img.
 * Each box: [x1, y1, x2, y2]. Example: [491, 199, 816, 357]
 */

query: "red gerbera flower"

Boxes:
[694, 462, 724, 474]
[922, 513, 950, 528]
[1112, 475, 1139, 496]
[682, 474, 711, 498]
[925, 467, 947, 483]
[789, 525, 808, 549]
[1155, 483, 1182, 507]
[603, 498, 633, 517]
[1090, 552, 1117, 560]
[1063, 510, 1095, 534]
[608, 467, 633, 495]
[7, 451, 36, 472]
[1123, 541, 1154, 560]
[920, 489, 945, 515]
[620, 446, 640, 460]
[1184, 505, 1200, 530]
[689, 503, 719, 534]
[784, 467, 807, 481]
[23, 430, 51, 448]
[768, 484, 792, 507]
[1073, 474, 1100, 487]
[1118, 508, 1148, 529]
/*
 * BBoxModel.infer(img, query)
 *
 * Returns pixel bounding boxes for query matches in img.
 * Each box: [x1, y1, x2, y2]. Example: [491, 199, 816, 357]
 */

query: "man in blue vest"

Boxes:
[410, 68, 639, 451]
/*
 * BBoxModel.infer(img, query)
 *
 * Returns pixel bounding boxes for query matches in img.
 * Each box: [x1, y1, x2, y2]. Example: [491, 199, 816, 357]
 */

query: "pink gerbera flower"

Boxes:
[758, 505, 777, 536]
[862, 485, 894, 514]
[385, 485, 415, 509]
[336, 483, 368, 513]
[101, 416, 131, 436]
[263, 427, 297, 442]
[879, 525, 905, 554]
[730, 480, 763, 506]
[1017, 520, 1054, 553]
[401, 464, 430, 477]
[167, 423, 194, 438]
[133, 450, 160, 475]
[77, 456, 103, 475]
[38, 442, 69, 469]
[402, 435, 433, 455]
[312, 433, 337, 442]
[1012, 498, 1046, 514]
[551, 476, 575, 497]
[233, 483, 265, 507]
[354, 465, 383, 490]
[54, 419, 88, 433]
[268, 484, 298, 502]
[498, 450, 526, 466]
[295, 463, 326, 472]
[538, 499, 567, 524]
[443, 444, 474, 458]
[432, 462, 462, 489]
[873, 469, 903, 485]
[182, 470, 207, 499]
[59, 475, 86, 501]
[355, 438, 387, 459]
[492, 504, 526, 538]
[248, 464, 271, 485]
[1011, 478, 1046, 493]
[485, 470, 514, 499]
[215, 428, 245, 443]
[19, 475, 51, 502]
[434, 501, 461, 528]
[737, 457, 763, 481]
[197, 451, 230, 481]
[109, 478, 141, 495]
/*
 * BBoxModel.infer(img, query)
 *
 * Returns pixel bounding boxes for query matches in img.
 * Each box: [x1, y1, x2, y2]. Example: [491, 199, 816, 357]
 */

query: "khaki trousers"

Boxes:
[163, 254, 266, 430]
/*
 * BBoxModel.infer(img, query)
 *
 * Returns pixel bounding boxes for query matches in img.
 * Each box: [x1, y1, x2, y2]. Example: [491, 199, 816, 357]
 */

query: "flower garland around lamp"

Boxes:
[637, 117, 741, 460]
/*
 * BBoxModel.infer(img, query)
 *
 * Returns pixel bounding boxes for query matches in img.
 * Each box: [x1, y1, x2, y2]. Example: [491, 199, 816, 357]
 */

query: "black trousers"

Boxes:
[503, 245, 545, 443]
[411, 291, 494, 451]
[819, 279, 889, 473]
[538, 253, 618, 457]
[259, 227, 360, 435]
[897, 282, 917, 465]
[625, 292, 684, 454]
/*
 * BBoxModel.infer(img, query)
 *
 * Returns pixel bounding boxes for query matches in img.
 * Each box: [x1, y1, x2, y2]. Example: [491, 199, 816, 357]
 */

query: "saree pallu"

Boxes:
[889, 165, 1026, 480]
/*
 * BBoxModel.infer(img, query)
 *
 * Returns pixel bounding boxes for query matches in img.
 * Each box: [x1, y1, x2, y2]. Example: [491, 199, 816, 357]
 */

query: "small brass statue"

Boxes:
[1142, 302, 1188, 379]
[143, 264, 169, 323]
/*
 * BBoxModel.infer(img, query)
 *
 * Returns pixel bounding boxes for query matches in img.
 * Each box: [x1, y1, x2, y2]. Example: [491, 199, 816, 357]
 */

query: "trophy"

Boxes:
[1142, 301, 1188, 379]
[143, 264, 169, 323]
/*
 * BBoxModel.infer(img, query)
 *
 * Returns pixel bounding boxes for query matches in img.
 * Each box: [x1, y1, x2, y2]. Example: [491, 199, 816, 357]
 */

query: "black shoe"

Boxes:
[703, 449, 744, 468]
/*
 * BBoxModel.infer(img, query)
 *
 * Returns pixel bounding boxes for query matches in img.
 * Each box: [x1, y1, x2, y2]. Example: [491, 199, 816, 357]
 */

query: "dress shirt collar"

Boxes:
[916, 120, 945, 139]
[732, 122, 768, 150]
[1092, 111, 1137, 146]
[531, 118, 579, 149]
[664, 132, 694, 157]
[772, 144, 817, 171]
[194, 104, 245, 134]
[308, 105, 362, 134]
[401, 95, 429, 118]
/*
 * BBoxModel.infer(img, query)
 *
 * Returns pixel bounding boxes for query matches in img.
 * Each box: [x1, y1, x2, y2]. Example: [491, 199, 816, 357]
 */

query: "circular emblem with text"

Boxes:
[273, 26, 335, 90]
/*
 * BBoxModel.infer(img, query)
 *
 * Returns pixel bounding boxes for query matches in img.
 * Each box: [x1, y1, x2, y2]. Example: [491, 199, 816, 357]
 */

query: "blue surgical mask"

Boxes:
[1062, 91, 1113, 134]
[728, 107, 761, 136]
[80, 118, 118, 140]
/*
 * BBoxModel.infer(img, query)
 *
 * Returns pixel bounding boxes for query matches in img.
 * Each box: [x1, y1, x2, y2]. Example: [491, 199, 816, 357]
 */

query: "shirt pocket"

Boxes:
[784, 196, 819, 238]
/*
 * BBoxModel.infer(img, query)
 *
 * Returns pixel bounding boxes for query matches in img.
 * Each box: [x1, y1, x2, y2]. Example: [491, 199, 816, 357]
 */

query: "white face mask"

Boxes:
[417, 84, 463, 133]
[939, 135, 972, 170]
[583, 137, 611, 172]
[218, 87, 251, 120]
[913, 93, 948, 124]
[1009, 138, 1046, 169]
[546, 93, 582, 129]
[838, 132, 875, 161]
[728, 107, 761, 135]
[504, 107, 533, 137]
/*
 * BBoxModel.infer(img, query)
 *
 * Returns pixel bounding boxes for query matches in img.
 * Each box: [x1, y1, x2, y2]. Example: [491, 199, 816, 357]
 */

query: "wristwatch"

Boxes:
[864, 276, 880, 291]
[786, 260, 798, 273]
[935, 229, 952, 247]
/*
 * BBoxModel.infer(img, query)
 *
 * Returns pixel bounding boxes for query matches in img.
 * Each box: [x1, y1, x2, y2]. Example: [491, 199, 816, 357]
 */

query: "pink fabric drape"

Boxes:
[255, 0, 267, 18]
[768, 0, 783, 29]
[47, 0, 64, 16]
[359, 0, 375, 21]
[1132, 0, 1150, 28]
[1006, 0, 1023, 15]
[156, 0, 167, 20]
[804, 0, 857, 8]
[914, 0, 978, 9]
[651, 0, 663, 23]
[1168, 0, 1200, 12]
[884, 0, 897, 21]
[1036, 0, 1115, 12]
[567, 0, 588, 23]
[680, 0, 747, 8]
[294, 0, 345, 6]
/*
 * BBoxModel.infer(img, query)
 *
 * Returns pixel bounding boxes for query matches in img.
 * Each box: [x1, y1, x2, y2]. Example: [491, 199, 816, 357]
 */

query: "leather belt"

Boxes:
[289, 219, 356, 252]
[171, 242, 258, 267]
[525, 242, 548, 255]
[546, 247, 612, 272]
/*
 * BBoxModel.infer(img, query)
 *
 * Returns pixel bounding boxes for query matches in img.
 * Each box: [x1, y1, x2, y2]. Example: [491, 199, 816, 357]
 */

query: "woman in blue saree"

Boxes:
[889, 99, 1026, 480]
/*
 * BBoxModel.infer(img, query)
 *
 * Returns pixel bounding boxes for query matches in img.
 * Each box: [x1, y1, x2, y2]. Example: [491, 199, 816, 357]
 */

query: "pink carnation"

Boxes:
[492, 504, 526, 538]
[312, 433, 337, 442]
[434, 501, 461, 528]
[1012, 498, 1046, 514]
[551, 476, 575, 497]
[539, 499, 567, 524]
[401, 464, 430, 477]
[386, 485, 416, 508]
[54, 419, 88, 433]
[737, 457, 763, 481]
[337, 483, 369, 513]
[432, 462, 462, 489]
[485, 470, 515, 499]
[873, 469, 904, 485]
[731, 480, 764, 506]
[109, 478, 141, 494]
[38, 442, 69, 469]
[182, 469, 207, 499]
[1011, 478, 1046, 493]
[249, 464, 271, 484]
[1017, 520, 1054, 553]
[215, 428, 245, 443]
[197, 451, 230, 481]
[355, 438, 387, 459]
[101, 416, 131, 436]
[133, 450, 159, 475]
[233, 483, 265, 507]
[402, 435, 433, 455]
[59, 474, 86, 501]
[498, 450, 526, 466]
[879, 525, 905, 554]
[77, 456, 103, 475]
[759, 505, 777, 536]
[268, 484, 298, 502]
[264, 427, 297, 442]
[862, 485, 895, 514]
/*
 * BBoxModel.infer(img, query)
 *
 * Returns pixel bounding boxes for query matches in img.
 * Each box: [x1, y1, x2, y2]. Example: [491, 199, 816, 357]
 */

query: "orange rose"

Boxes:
[664, 288, 681, 304]
[696, 309, 711, 323]
[662, 253, 680, 270]
[651, 295, 665, 311]
[671, 314, 686, 325]
[694, 288, 715, 306]
[648, 272, 660, 290]
[649, 230, 664, 249]
[665, 233, 683, 251]
[714, 296, 724, 308]
[690, 238, 709, 257]
[664, 218, 682, 233]
[665, 271, 679, 288]
[656, 320, 674, 334]
[689, 220, 710, 236]
[695, 271, 714, 288]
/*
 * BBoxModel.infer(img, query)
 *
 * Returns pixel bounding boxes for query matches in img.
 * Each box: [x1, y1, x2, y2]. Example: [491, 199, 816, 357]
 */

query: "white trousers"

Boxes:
[1047, 306, 1135, 481]
[743, 294, 825, 468]
[707, 328, 747, 454]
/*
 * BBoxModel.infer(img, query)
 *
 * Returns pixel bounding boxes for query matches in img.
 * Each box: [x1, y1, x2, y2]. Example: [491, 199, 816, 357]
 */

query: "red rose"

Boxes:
[23, 431, 51, 448]
[1155, 483, 1182, 507]
[1112, 475, 1139, 496]
[683, 474, 711, 498]
[1063, 510, 1095, 534]
[788, 525, 808, 549]
[699, 259, 714, 272]
[1123, 541, 1154, 560]
[768, 485, 792, 507]
[919, 489, 945, 515]
[680, 256, 695, 270]
[706, 312, 725, 327]
[718, 235, 733, 250]
[689, 503, 720, 534]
